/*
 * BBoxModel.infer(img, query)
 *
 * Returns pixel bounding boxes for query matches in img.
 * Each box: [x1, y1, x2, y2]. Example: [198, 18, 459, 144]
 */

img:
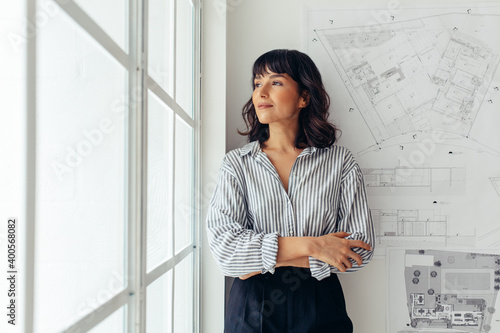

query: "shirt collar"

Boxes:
[239, 141, 328, 157]
[239, 141, 260, 157]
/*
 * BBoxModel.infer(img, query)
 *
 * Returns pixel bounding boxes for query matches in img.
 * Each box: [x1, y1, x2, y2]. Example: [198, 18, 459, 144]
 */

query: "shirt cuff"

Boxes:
[309, 257, 331, 281]
[261, 232, 279, 274]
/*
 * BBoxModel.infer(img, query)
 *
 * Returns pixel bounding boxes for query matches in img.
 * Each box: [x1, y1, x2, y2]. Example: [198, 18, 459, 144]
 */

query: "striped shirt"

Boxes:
[206, 140, 375, 281]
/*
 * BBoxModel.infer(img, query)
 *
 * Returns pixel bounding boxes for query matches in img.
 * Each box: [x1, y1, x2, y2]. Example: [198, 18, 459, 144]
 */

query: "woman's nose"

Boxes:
[259, 84, 269, 98]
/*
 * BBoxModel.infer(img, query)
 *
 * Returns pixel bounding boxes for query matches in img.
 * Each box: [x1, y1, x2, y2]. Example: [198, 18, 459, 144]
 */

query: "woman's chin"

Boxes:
[256, 117, 272, 125]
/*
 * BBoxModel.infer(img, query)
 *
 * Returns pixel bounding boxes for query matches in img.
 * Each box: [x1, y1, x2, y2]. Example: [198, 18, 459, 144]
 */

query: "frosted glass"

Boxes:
[87, 306, 126, 333]
[175, 0, 194, 117]
[73, 0, 128, 51]
[148, 0, 174, 96]
[35, 4, 127, 332]
[146, 270, 173, 333]
[174, 254, 193, 333]
[174, 116, 193, 253]
[147, 91, 174, 272]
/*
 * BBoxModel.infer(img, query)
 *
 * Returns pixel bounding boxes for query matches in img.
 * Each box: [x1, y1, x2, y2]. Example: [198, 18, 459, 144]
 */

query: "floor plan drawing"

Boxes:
[388, 249, 500, 333]
[312, 12, 500, 154]
[307, 5, 500, 332]
[373, 209, 448, 238]
[490, 177, 500, 197]
[362, 167, 466, 195]
[371, 209, 476, 256]
[404, 250, 499, 332]
[477, 227, 500, 249]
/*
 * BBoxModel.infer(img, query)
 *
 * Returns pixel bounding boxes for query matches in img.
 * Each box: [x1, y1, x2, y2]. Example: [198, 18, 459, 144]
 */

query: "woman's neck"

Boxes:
[261, 123, 306, 153]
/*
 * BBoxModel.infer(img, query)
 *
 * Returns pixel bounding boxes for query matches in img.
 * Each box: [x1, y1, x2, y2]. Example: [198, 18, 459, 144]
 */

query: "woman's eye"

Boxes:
[254, 82, 261, 87]
[272, 81, 282, 86]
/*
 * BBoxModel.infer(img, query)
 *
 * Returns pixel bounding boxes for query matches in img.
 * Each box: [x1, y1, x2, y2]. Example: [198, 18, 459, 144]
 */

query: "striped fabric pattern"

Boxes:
[206, 140, 375, 281]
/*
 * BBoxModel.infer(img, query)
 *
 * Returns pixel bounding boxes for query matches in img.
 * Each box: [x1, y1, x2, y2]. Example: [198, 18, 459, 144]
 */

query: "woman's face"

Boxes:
[252, 71, 306, 126]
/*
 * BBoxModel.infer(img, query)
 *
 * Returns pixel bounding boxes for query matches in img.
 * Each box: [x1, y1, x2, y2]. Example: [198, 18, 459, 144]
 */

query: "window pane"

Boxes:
[174, 253, 193, 333]
[73, 0, 128, 51]
[0, 0, 25, 226]
[148, 0, 174, 96]
[147, 270, 173, 333]
[174, 116, 193, 253]
[175, 0, 194, 117]
[87, 305, 126, 333]
[147, 91, 173, 272]
[35, 4, 127, 331]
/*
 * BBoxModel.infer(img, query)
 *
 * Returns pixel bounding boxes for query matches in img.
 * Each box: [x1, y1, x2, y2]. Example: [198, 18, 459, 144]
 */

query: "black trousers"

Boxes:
[225, 267, 353, 333]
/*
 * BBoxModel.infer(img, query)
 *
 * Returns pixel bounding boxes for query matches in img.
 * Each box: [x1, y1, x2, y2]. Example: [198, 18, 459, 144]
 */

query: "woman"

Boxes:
[206, 49, 375, 332]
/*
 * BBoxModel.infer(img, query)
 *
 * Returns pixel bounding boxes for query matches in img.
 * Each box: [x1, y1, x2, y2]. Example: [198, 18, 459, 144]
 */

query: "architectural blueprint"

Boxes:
[490, 177, 500, 197]
[371, 209, 475, 256]
[388, 249, 500, 333]
[307, 3, 500, 259]
[307, 5, 500, 331]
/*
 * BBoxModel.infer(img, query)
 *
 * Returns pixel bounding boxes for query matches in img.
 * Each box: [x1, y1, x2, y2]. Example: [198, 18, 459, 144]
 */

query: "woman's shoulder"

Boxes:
[223, 141, 258, 161]
[219, 141, 259, 173]
[318, 143, 354, 160]
[318, 144, 360, 175]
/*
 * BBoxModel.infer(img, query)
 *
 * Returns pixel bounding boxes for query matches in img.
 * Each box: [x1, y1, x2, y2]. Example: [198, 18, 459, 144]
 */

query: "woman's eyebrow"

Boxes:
[254, 74, 287, 80]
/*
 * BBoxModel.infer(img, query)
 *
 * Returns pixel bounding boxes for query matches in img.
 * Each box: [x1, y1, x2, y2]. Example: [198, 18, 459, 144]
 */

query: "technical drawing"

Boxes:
[400, 249, 500, 332]
[490, 177, 500, 197]
[371, 209, 475, 256]
[373, 209, 447, 238]
[477, 226, 500, 249]
[362, 167, 466, 194]
[308, 6, 500, 333]
[430, 31, 498, 138]
[314, 13, 500, 154]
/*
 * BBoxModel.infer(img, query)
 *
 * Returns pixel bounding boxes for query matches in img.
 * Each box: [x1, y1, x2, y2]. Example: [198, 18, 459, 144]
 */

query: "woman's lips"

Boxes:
[258, 103, 273, 109]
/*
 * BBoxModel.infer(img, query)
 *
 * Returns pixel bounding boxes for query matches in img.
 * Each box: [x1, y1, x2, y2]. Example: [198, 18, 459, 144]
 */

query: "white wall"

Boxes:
[225, 0, 500, 332]
[201, 1, 227, 332]
[225, 2, 391, 330]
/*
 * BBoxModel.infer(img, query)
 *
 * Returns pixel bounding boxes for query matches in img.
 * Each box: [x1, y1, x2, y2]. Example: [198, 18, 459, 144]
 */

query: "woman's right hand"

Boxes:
[311, 231, 371, 272]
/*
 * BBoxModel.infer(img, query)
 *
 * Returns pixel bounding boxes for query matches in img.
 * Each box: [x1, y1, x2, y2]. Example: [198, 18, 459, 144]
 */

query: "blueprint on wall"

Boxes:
[388, 248, 500, 333]
[307, 4, 500, 332]
[307, 3, 500, 259]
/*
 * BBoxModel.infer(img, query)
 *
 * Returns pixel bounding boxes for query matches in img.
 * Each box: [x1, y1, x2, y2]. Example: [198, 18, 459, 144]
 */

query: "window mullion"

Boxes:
[192, 1, 202, 332]
[170, 95, 177, 333]
[139, 0, 148, 331]
[25, 0, 37, 332]
[128, 0, 146, 332]
[173, 0, 177, 100]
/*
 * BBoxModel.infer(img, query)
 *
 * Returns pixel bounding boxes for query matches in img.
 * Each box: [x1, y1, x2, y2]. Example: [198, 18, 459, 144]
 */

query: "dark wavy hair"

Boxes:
[238, 49, 338, 148]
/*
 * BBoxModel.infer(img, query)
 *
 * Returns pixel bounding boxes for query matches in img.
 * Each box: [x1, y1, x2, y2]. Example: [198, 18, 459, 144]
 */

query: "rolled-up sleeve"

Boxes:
[309, 153, 375, 280]
[206, 158, 279, 277]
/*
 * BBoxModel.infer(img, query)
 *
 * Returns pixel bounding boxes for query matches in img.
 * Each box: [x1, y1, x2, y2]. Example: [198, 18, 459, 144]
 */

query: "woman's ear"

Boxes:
[300, 91, 310, 108]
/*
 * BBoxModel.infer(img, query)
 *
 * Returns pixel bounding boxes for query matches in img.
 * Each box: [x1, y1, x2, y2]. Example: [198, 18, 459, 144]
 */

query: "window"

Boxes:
[3, 0, 201, 331]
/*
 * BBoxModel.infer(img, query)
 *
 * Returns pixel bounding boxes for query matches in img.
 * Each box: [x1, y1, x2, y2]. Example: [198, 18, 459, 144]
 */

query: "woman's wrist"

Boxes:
[306, 236, 319, 259]
[276, 257, 310, 268]
[277, 236, 319, 261]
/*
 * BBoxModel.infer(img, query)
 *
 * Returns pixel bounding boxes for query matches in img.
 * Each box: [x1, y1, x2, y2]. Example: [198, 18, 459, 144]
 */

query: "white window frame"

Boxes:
[23, 0, 202, 332]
